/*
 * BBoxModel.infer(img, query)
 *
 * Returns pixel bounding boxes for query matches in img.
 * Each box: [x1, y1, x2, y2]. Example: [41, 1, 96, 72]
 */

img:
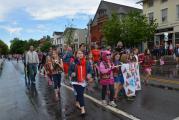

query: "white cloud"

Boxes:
[0, 25, 23, 35]
[26, 24, 48, 33]
[0, 0, 142, 20]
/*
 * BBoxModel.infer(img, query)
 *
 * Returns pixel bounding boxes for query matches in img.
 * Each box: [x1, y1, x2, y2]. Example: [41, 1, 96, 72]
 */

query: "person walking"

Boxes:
[62, 45, 73, 80]
[141, 49, 154, 85]
[44, 56, 53, 86]
[99, 50, 117, 107]
[49, 50, 63, 100]
[174, 44, 179, 67]
[26, 46, 39, 84]
[69, 50, 92, 115]
[112, 52, 124, 101]
[90, 44, 101, 88]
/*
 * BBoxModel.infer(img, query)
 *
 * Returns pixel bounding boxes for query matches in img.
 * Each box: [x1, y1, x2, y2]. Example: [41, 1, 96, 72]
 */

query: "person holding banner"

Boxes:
[99, 50, 117, 107]
[132, 48, 139, 62]
[112, 52, 124, 101]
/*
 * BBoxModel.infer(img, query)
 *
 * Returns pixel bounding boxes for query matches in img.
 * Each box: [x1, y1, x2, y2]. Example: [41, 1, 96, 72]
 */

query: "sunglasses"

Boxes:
[106, 54, 111, 56]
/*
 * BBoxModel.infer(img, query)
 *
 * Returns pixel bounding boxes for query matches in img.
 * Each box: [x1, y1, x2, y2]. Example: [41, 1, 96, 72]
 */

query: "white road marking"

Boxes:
[62, 84, 140, 120]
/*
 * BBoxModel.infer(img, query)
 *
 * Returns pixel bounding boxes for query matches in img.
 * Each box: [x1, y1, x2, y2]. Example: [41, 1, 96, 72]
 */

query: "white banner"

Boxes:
[134, 63, 141, 91]
[121, 63, 141, 97]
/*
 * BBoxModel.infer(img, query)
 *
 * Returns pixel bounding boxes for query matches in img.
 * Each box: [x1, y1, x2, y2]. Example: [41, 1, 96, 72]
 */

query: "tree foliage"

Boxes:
[102, 14, 122, 46]
[10, 38, 26, 54]
[10, 38, 39, 54]
[10, 36, 52, 54]
[40, 40, 52, 52]
[64, 28, 75, 45]
[0, 40, 9, 55]
[25, 38, 39, 50]
[103, 11, 158, 47]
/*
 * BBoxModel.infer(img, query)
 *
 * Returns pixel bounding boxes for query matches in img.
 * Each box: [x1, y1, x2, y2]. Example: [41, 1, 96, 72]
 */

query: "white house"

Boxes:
[73, 29, 88, 50]
[52, 32, 64, 52]
[63, 28, 88, 51]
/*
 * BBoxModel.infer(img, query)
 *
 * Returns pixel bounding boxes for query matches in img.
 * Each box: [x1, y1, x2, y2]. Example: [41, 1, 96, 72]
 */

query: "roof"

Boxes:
[91, 0, 142, 25]
[136, 0, 149, 4]
[103, 1, 141, 12]
[53, 32, 63, 36]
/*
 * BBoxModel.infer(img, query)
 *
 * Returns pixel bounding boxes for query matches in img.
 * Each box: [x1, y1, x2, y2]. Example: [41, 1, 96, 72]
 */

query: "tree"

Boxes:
[40, 40, 52, 52]
[64, 27, 75, 45]
[103, 11, 158, 47]
[46, 35, 51, 41]
[102, 13, 122, 46]
[0, 40, 9, 55]
[10, 38, 26, 54]
[25, 38, 39, 50]
[121, 11, 158, 47]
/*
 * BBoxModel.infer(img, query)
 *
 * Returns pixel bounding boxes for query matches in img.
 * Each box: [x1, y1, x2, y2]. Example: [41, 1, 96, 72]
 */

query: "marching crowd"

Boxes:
[24, 42, 155, 115]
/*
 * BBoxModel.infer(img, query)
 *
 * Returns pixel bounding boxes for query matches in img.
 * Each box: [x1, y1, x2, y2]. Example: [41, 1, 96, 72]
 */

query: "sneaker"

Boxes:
[102, 100, 107, 106]
[109, 101, 117, 107]
[31, 81, 35, 84]
[48, 80, 52, 86]
[39, 73, 44, 77]
[127, 97, 135, 101]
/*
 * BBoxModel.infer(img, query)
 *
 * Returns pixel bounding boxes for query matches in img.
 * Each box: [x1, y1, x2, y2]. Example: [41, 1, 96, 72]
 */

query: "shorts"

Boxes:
[114, 75, 124, 85]
[144, 68, 152, 75]
[52, 74, 61, 89]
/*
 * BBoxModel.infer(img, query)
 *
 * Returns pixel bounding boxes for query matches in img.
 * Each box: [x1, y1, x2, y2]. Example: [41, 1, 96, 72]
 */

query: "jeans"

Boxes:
[28, 63, 37, 83]
[73, 85, 85, 107]
[102, 85, 114, 101]
[52, 74, 61, 89]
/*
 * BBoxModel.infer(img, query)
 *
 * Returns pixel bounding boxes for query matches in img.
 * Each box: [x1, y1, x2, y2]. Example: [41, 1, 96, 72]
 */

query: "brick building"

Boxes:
[90, 0, 141, 46]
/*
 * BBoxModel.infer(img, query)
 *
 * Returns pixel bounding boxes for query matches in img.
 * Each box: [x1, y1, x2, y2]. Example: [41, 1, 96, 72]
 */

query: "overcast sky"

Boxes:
[0, 0, 142, 45]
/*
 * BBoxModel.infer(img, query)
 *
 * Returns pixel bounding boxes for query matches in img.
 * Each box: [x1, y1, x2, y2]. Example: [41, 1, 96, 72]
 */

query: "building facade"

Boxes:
[52, 32, 64, 52]
[139, 0, 179, 48]
[63, 28, 88, 51]
[90, 0, 141, 46]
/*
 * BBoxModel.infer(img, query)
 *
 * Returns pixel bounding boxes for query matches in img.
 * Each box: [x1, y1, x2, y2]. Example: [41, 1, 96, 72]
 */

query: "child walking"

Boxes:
[99, 50, 117, 107]
[112, 52, 124, 101]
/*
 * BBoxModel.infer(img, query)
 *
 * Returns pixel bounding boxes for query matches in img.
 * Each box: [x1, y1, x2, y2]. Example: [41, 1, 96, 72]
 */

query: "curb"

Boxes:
[148, 82, 179, 91]
[141, 76, 179, 91]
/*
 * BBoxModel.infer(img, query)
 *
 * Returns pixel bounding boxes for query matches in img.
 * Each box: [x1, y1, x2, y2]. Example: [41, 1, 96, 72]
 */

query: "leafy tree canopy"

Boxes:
[103, 11, 158, 47]
[0, 40, 9, 55]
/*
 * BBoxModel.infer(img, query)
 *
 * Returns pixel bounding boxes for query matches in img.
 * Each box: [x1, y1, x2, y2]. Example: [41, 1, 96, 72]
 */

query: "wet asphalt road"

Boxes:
[0, 61, 123, 120]
[0, 61, 179, 120]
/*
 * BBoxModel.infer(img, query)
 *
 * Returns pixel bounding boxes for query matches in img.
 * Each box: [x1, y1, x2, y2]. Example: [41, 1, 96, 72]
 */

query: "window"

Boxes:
[148, 12, 154, 23]
[161, 8, 168, 23]
[148, 0, 154, 7]
[177, 5, 179, 20]
[175, 32, 179, 44]
[161, 0, 167, 3]
[98, 9, 107, 17]
[57, 38, 59, 44]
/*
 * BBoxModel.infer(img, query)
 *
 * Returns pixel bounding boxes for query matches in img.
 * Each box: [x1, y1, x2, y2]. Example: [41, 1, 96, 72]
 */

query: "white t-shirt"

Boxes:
[169, 44, 173, 50]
